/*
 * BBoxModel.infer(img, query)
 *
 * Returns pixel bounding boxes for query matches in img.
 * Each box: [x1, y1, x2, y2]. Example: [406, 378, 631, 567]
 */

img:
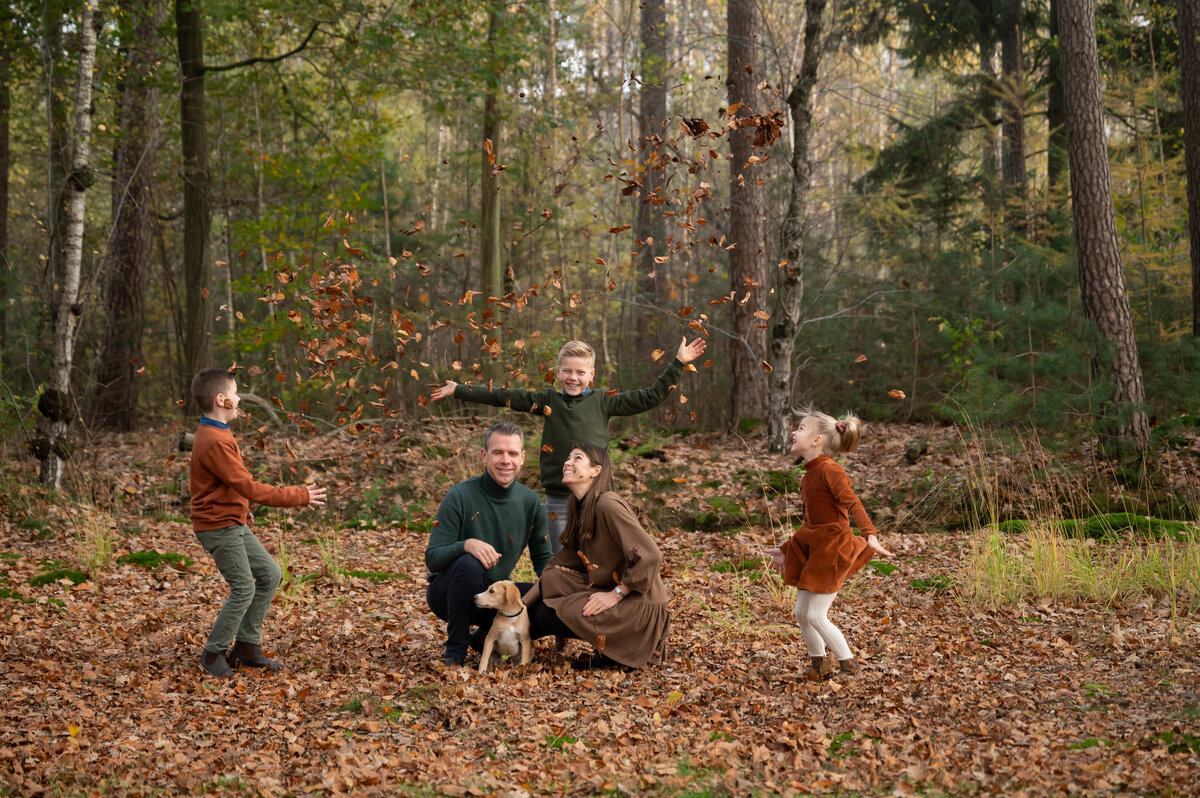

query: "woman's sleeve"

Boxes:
[827, 467, 877, 537]
[597, 495, 662, 594]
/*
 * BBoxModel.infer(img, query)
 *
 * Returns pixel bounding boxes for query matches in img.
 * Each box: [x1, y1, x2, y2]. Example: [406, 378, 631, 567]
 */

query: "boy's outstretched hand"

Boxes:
[676, 336, 707, 365]
[306, 483, 327, 507]
[430, 381, 458, 402]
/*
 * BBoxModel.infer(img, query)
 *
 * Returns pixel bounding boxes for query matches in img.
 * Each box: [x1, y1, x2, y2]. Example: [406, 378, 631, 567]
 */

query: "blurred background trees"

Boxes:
[0, 0, 1195, 477]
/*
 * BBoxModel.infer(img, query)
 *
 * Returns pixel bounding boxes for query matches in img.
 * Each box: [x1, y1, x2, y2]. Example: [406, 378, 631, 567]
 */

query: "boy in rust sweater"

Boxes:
[189, 368, 326, 677]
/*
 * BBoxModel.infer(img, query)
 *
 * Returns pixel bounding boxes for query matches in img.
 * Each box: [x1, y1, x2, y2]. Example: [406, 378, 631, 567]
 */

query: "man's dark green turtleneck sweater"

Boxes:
[424, 471, 552, 581]
[452, 358, 684, 497]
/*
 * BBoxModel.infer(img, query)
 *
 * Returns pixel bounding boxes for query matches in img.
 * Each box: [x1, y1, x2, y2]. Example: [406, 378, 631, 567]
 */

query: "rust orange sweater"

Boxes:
[190, 423, 309, 531]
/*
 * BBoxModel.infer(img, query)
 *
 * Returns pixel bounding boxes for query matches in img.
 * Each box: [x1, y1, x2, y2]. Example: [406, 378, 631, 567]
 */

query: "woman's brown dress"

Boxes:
[538, 492, 671, 668]
[778, 455, 876, 594]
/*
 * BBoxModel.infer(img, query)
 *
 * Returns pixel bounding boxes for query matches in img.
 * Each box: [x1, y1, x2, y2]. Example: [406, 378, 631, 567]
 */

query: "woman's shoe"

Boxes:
[837, 657, 860, 678]
[571, 652, 630, 671]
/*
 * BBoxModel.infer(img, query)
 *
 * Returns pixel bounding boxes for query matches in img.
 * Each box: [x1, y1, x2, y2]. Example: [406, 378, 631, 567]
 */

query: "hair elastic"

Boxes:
[836, 420, 847, 435]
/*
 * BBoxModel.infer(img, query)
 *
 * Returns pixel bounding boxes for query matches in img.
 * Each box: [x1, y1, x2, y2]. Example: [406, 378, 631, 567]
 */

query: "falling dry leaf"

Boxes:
[888, 389, 906, 399]
[855, 354, 868, 363]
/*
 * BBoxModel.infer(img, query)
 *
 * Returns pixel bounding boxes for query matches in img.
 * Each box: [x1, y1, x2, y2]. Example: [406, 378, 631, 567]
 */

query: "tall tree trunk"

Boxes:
[92, 0, 164, 430]
[634, 0, 668, 347]
[726, 0, 767, 427]
[1000, 0, 1028, 221]
[40, 2, 98, 488]
[41, 1, 70, 306]
[479, 1, 503, 296]
[1180, 0, 1200, 336]
[1058, 0, 1149, 450]
[177, 0, 213, 399]
[768, 0, 827, 453]
[1047, 0, 1068, 192]
[0, 31, 9, 367]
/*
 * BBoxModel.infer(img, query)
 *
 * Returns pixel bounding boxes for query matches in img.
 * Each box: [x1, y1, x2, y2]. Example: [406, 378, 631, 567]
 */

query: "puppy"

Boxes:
[473, 580, 532, 673]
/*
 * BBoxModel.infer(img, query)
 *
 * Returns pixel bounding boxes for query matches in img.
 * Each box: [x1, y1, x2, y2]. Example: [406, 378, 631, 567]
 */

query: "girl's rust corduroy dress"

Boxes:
[539, 492, 671, 668]
[779, 455, 876, 594]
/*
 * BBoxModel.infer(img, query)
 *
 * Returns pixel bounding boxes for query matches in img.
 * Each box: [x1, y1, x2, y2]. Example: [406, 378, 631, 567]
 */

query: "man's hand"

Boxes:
[582, 589, 622, 617]
[675, 336, 707, 365]
[464, 538, 501, 569]
[430, 381, 458, 402]
[306, 484, 327, 507]
[867, 535, 895, 558]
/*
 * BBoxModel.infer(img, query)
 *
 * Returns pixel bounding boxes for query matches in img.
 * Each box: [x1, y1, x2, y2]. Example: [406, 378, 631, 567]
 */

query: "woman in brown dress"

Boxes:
[523, 442, 670, 670]
[767, 408, 894, 681]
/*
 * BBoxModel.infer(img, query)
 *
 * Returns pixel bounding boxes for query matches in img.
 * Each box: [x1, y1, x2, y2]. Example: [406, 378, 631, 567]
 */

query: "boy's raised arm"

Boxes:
[604, 337, 706, 417]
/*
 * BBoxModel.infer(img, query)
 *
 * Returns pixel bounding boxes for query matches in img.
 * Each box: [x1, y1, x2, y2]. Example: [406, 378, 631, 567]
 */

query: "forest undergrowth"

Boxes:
[0, 418, 1198, 796]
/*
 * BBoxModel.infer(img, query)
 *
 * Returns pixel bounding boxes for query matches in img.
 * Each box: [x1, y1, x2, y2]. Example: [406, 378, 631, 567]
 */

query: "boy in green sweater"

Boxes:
[431, 337, 706, 553]
[425, 422, 552, 666]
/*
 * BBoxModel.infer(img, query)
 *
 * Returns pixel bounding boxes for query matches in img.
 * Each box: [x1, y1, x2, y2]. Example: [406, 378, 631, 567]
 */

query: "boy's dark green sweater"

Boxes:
[453, 358, 684, 497]
[425, 471, 552, 581]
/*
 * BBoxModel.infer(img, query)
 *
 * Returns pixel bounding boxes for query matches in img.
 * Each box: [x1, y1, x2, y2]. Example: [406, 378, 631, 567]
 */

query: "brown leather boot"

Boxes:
[837, 657, 860, 678]
[231, 641, 283, 672]
[200, 649, 233, 678]
[806, 655, 828, 682]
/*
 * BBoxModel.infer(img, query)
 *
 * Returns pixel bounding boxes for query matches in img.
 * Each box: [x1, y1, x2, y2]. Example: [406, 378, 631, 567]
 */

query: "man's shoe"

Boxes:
[443, 656, 465, 667]
[200, 650, 233, 678]
[230, 641, 283, 672]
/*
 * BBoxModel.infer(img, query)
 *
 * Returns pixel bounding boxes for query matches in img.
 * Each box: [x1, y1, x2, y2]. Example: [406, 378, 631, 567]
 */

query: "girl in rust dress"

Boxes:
[523, 442, 671, 670]
[767, 408, 894, 681]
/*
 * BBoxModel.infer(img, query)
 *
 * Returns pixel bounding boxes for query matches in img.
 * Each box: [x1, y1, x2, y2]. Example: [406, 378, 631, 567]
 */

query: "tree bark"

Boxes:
[92, 0, 164, 430]
[635, 0, 668, 346]
[40, 1, 98, 488]
[0, 28, 9, 366]
[177, 0, 213, 399]
[1000, 0, 1028, 215]
[1047, 0, 1068, 192]
[1058, 0, 1149, 450]
[727, 0, 768, 427]
[41, 1, 70, 306]
[768, 0, 827, 453]
[479, 1, 503, 296]
[1180, 0, 1200, 336]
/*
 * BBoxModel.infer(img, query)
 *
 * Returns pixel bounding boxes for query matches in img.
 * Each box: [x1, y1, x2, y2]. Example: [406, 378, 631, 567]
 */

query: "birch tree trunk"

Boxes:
[1058, 0, 1149, 450]
[727, 0, 768, 427]
[1180, 0, 1200, 336]
[40, 1, 98, 488]
[767, 0, 826, 453]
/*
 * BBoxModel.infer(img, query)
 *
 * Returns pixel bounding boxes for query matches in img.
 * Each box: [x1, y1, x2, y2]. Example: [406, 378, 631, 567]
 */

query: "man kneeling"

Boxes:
[424, 422, 552, 666]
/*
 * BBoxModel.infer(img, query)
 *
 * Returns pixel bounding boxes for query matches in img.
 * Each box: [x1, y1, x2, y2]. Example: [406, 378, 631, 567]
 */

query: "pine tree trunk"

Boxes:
[1180, 0, 1200, 336]
[1058, 0, 1149, 450]
[1047, 0, 1068, 192]
[635, 0, 668, 347]
[92, 0, 164, 430]
[768, 0, 827, 452]
[41, 2, 98, 488]
[727, 0, 767, 427]
[177, 0, 213, 397]
[0, 36, 9, 366]
[479, 1, 503, 297]
[1000, 0, 1028, 221]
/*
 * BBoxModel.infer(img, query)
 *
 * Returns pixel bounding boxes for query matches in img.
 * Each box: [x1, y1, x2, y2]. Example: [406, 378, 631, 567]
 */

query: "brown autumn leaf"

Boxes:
[888, 389, 906, 399]
[608, 225, 631, 234]
[761, 360, 773, 374]
[650, 349, 666, 362]
[855, 354, 868, 363]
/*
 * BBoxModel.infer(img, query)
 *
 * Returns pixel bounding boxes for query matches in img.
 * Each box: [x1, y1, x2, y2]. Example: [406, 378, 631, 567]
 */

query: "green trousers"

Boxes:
[195, 525, 282, 653]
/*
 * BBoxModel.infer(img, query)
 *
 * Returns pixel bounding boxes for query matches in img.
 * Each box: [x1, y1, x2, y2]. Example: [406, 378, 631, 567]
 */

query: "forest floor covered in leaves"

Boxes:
[1, 418, 1198, 796]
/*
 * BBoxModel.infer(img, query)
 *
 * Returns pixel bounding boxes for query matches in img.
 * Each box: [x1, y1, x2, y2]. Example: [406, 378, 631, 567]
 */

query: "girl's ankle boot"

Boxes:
[807, 655, 827, 682]
[837, 657, 860, 678]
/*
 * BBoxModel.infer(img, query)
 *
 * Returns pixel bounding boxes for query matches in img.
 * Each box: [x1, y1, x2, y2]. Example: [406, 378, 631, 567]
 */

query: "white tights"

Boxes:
[792, 590, 852, 661]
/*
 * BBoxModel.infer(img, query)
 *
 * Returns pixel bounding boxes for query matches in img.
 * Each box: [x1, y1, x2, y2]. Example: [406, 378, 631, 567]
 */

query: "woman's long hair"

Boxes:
[559, 442, 613, 551]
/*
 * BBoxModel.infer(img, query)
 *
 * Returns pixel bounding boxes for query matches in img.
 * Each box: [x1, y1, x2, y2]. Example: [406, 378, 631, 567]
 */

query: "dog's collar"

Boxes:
[498, 606, 526, 618]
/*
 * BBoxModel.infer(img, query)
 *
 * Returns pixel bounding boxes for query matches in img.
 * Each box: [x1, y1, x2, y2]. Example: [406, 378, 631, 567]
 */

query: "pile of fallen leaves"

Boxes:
[0, 419, 1197, 796]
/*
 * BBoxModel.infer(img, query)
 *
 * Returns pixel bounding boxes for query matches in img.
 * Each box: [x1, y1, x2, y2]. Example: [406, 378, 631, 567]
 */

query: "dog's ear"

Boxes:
[505, 582, 520, 606]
